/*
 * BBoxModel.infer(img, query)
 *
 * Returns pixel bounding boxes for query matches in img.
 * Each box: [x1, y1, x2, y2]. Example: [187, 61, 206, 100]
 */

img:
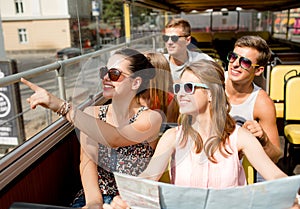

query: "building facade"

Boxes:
[0, 0, 92, 52]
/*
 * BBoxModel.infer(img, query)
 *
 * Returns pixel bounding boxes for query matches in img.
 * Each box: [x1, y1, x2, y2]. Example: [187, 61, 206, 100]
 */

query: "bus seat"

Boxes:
[213, 31, 236, 41]
[283, 75, 300, 175]
[158, 159, 171, 183]
[236, 31, 270, 42]
[191, 31, 213, 43]
[191, 32, 214, 49]
[269, 65, 300, 118]
[270, 46, 292, 54]
[158, 123, 178, 183]
[199, 48, 218, 54]
[242, 157, 256, 184]
[272, 52, 300, 65]
[257, 31, 271, 42]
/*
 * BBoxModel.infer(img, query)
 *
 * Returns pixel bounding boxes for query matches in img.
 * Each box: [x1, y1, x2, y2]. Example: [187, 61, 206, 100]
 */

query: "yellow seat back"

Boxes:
[242, 157, 256, 184]
[236, 31, 270, 41]
[284, 75, 300, 121]
[283, 75, 300, 174]
[191, 32, 213, 43]
[269, 65, 300, 118]
[270, 65, 300, 102]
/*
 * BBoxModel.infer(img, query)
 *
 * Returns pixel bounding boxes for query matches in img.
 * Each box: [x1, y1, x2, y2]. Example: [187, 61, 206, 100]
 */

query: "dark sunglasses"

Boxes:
[100, 66, 131, 81]
[162, 35, 188, 43]
[227, 51, 260, 70]
[173, 82, 209, 95]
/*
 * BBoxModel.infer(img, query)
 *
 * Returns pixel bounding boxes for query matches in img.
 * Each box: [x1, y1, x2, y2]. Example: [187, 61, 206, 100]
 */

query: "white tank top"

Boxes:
[229, 83, 261, 126]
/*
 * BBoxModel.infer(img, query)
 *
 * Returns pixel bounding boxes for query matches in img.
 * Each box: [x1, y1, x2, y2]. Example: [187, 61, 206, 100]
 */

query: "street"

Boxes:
[5, 51, 101, 141]
[8, 52, 57, 73]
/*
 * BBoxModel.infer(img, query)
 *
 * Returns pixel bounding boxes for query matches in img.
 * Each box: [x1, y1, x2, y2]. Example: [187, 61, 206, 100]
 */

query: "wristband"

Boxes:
[258, 132, 268, 147]
[56, 101, 71, 117]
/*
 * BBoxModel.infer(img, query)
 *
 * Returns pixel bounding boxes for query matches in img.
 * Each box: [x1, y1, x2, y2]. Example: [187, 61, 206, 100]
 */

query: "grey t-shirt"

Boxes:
[164, 49, 214, 81]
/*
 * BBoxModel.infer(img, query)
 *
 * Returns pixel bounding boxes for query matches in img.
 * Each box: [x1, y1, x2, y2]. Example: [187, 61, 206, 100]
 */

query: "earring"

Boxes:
[208, 93, 212, 102]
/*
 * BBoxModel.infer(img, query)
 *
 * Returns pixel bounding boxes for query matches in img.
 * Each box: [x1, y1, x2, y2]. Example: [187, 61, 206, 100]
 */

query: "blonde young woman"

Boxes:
[104, 59, 287, 209]
[21, 48, 163, 208]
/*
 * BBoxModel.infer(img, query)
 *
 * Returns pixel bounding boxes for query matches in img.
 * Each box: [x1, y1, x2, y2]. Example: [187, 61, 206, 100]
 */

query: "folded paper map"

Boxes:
[114, 172, 300, 209]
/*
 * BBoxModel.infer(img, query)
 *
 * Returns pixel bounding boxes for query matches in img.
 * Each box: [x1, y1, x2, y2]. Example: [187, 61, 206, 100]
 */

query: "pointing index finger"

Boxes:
[21, 77, 42, 92]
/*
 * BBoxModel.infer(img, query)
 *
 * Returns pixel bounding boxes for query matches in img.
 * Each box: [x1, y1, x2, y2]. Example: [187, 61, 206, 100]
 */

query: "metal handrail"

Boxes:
[0, 33, 160, 134]
[0, 33, 159, 88]
[0, 33, 161, 189]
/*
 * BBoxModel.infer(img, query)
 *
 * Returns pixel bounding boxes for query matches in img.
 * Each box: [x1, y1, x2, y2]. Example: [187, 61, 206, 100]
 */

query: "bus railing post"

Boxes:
[152, 34, 156, 51]
[56, 61, 67, 101]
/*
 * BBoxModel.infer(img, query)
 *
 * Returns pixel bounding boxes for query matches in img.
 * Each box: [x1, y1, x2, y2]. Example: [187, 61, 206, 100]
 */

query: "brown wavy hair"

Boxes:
[178, 60, 236, 163]
[144, 52, 173, 113]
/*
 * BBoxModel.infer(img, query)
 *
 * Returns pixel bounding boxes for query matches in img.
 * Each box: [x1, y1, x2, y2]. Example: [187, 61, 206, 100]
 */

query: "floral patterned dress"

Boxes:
[73, 104, 155, 202]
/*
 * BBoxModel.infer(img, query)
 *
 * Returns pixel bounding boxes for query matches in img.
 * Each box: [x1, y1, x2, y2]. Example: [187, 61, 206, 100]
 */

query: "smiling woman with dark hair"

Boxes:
[21, 47, 163, 208]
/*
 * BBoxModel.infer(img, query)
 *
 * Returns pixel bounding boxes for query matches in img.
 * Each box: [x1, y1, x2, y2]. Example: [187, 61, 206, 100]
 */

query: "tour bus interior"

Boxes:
[1, 0, 300, 209]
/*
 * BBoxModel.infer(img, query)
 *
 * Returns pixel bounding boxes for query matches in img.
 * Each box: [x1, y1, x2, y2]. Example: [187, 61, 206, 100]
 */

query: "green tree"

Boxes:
[100, 0, 156, 36]
[102, 0, 123, 23]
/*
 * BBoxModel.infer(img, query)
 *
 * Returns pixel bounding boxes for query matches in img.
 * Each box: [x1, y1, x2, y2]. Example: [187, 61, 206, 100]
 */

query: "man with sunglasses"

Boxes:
[163, 18, 213, 81]
[225, 36, 282, 180]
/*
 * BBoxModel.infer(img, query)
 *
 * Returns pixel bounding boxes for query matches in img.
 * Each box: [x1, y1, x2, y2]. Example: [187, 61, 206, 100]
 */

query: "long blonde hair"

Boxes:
[179, 60, 236, 163]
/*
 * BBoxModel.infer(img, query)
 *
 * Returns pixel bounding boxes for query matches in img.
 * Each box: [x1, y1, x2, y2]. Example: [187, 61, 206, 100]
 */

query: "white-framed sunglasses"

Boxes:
[173, 82, 209, 95]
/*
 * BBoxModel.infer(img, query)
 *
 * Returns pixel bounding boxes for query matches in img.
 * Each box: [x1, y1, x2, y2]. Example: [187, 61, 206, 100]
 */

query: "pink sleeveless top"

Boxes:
[170, 125, 246, 188]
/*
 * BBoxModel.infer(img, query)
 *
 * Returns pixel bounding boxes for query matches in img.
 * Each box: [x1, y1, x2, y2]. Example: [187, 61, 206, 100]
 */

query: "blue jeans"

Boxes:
[71, 194, 114, 208]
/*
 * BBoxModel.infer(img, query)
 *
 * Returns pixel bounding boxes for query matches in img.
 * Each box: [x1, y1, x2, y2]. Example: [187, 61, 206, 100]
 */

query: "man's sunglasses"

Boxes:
[100, 66, 131, 81]
[162, 35, 188, 43]
[227, 51, 260, 70]
[173, 82, 209, 95]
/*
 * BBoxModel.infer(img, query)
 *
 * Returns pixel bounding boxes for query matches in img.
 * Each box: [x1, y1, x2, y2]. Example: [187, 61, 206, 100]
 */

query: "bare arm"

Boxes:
[21, 78, 162, 148]
[78, 107, 103, 207]
[102, 128, 177, 209]
[103, 196, 129, 209]
[248, 90, 282, 162]
[73, 106, 162, 148]
[139, 128, 177, 181]
[80, 133, 103, 207]
[237, 127, 287, 180]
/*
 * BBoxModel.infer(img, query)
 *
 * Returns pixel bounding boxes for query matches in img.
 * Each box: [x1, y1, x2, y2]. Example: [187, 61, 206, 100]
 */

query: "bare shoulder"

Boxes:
[237, 126, 252, 137]
[163, 127, 177, 136]
[236, 126, 257, 150]
[138, 108, 163, 123]
[159, 127, 177, 144]
[83, 105, 101, 116]
[256, 89, 274, 106]
[133, 108, 163, 132]
[147, 108, 163, 118]
[155, 127, 177, 151]
[254, 89, 276, 117]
